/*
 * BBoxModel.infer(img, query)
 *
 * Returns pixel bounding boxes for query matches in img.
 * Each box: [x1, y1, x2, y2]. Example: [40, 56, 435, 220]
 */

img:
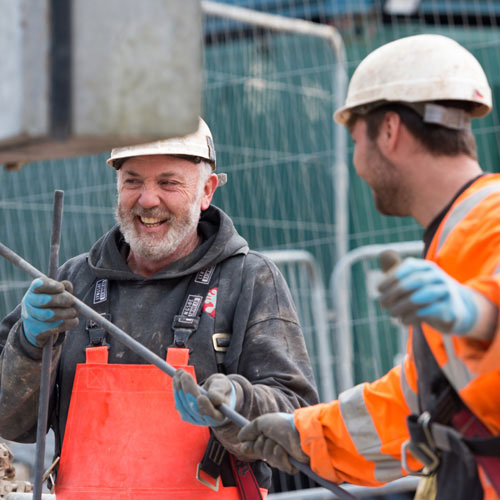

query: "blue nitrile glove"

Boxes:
[238, 412, 309, 475]
[378, 257, 479, 334]
[21, 277, 79, 347]
[173, 370, 237, 427]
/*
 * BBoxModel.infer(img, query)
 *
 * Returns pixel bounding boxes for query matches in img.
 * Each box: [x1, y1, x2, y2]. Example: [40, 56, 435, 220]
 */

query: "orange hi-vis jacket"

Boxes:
[294, 174, 500, 499]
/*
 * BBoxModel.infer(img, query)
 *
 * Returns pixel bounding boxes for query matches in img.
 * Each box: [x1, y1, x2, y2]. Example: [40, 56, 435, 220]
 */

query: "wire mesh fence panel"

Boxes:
[262, 250, 337, 402]
[203, 20, 344, 279]
[330, 241, 424, 393]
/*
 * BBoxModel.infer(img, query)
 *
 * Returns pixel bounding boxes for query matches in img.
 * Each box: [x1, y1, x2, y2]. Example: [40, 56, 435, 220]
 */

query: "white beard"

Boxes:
[116, 199, 201, 262]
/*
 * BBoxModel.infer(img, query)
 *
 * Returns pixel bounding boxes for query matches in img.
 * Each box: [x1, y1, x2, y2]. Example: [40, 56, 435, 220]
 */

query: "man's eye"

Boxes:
[124, 178, 140, 185]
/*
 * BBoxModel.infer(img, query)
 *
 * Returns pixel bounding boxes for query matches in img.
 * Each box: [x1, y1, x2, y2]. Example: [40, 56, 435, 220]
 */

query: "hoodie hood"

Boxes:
[88, 205, 249, 280]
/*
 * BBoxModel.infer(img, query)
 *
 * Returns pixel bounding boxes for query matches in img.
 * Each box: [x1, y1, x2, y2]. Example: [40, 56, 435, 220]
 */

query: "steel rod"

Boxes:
[33, 190, 64, 500]
[0, 241, 356, 500]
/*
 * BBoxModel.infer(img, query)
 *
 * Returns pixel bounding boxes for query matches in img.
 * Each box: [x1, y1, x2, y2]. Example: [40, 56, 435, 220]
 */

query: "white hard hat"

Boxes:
[107, 117, 217, 170]
[334, 34, 492, 127]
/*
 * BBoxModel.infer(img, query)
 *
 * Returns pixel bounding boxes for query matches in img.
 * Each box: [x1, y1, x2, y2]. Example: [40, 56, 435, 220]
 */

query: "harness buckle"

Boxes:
[212, 333, 232, 367]
[171, 315, 200, 349]
[402, 440, 439, 477]
[402, 411, 440, 476]
[171, 314, 200, 331]
[86, 313, 111, 348]
[212, 333, 232, 352]
[196, 463, 220, 492]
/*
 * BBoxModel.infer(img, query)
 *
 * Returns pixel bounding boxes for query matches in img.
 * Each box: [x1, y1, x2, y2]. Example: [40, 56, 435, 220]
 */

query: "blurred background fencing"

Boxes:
[1, 0, 500, 497]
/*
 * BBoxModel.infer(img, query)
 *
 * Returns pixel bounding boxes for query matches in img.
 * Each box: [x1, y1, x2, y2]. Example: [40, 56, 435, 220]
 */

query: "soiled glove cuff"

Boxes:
[207, 382, 237, 426]
[21, 278, 78, 347]
[453, 286, 478, 334]
[237, 412, 309, 475]
[173, 370, 237, 427]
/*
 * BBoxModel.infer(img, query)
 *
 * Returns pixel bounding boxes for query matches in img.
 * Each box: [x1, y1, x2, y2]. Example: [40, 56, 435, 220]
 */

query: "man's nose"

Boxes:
[138, 185, 161, 209]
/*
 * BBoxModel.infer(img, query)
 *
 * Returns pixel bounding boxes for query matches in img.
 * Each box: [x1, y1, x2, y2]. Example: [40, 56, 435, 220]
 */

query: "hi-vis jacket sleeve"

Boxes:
[294, 354, 421, 486]
[294, 174, 500, 487]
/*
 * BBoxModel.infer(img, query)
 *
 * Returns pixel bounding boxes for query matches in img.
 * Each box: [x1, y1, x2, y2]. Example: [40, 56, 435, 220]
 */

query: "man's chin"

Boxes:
[119, 214, 198, 262]
[130, 241, 176, 261]
[374, 202, 408, 218]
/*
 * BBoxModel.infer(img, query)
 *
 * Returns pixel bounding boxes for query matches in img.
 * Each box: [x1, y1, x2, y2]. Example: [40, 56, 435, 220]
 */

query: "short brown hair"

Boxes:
[360, 103, 478, 160]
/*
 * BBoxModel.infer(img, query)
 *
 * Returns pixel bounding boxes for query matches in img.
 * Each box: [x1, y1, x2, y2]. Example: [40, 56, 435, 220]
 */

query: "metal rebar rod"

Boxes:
[33, 190, 64, 500]
[0, 242, 357, 500]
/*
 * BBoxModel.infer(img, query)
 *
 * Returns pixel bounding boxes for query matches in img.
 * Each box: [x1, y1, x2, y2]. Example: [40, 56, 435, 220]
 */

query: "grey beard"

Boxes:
[116, 204, 200, 262]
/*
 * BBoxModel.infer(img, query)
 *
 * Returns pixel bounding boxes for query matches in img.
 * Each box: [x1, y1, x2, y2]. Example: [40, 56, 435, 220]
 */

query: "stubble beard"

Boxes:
[368, 142, 410, 217]
[116, 199, 201, 262]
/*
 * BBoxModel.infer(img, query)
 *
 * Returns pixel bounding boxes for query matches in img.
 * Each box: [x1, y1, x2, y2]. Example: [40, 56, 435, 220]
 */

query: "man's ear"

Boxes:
[200, 173, 218, 211]
[378, 111, 402, 154]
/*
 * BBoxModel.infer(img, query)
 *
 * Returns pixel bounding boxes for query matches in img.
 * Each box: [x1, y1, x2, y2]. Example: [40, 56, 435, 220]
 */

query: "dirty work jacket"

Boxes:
[294, 174, 500, 498]
[0, 205, 319, 488]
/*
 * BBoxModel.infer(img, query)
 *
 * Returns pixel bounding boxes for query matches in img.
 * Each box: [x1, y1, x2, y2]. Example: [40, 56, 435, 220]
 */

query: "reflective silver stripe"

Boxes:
[441, 335, 474, 390]
[339, 384, 402, 482]
[400, 358, 419, 414]
[495, 260, 500, 275]
[434, 182, 500, 388]
[437, 182, 500, 253]
[416, 322, 474, 391]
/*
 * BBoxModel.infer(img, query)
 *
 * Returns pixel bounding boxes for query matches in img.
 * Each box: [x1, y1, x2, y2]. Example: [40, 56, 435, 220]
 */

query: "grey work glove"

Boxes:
[238, 413, 309, 475]
[173, 370, 237, 427]
[21, 277, 78, 347]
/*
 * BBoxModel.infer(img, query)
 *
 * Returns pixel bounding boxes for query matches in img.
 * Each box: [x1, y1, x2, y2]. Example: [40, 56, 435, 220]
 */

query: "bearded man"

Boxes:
[0, 118, 318, 498]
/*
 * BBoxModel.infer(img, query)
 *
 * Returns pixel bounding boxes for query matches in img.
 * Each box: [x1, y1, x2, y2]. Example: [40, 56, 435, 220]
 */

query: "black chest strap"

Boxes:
[171, 265, 217, 349]
[86, 279, 111, 347]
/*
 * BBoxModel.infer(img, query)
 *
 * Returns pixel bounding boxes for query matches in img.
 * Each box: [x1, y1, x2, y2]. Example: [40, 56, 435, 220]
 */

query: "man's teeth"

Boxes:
[140, 216, 165, 227]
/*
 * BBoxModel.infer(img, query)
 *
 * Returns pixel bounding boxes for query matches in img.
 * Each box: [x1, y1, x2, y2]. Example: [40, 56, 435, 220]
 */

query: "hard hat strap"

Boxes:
[421, 103, 471, 130]
[353, 100, 472, 130]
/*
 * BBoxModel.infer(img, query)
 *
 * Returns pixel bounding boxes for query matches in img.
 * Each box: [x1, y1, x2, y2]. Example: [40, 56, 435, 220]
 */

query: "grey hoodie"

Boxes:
[0, 205, 318, 487]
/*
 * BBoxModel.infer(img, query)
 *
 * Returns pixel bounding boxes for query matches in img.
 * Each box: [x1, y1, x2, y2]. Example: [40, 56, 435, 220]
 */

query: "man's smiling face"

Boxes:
[115, 155, 206, 262]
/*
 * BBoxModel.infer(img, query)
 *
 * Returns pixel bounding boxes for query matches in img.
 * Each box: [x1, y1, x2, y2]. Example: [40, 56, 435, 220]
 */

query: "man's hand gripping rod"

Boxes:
[0, 241, 357, 500]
